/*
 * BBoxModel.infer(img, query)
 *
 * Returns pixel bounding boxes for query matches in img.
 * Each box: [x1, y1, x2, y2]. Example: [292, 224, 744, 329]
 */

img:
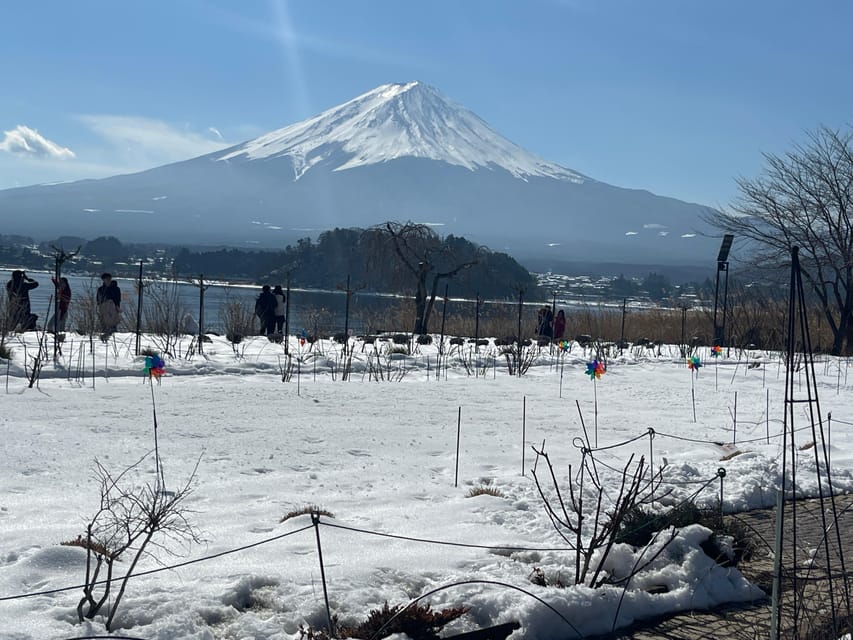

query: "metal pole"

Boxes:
[733, 390, 738, 444]
[551, 290, 557, 354]
[284, 272, 291, 356]
[198, 273, 205, 354]
[712, 267, 722, 346]
[438, 284, 448, 379]
[343, 274, 351, 357]
[828, 412, 832, 469]
[722, 261, 730, 353]
[521, 396, 526, 476]
[53, 255, 61, 360]
[135, 260, 143, 356]
[517, 289, 524, 347]
[311, 512, 335, 637]
[455, 406, 461, 487]
[474, 293, 480, 354]
[619, 297, 627, 355]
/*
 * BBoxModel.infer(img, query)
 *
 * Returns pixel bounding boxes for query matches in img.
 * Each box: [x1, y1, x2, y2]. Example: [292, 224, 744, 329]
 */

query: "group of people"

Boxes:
[254, 284, 287, 336]
[536, 306, 566, 340]
[4, 271, 121, 334]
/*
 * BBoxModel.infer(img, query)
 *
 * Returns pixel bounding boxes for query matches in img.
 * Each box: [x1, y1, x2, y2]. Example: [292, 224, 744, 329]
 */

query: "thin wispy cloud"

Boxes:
[205, 2, 427, 70]
[0, 125, 76, 159]
[77, 115, 230, 166]
[207, 126, 225, 141]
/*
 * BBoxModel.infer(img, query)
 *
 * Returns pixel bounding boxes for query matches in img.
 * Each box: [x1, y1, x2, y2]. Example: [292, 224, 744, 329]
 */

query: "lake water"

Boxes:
[2, 268, 657, 338]
[1, 268, 558, 336]
[2, 269, 396, 334]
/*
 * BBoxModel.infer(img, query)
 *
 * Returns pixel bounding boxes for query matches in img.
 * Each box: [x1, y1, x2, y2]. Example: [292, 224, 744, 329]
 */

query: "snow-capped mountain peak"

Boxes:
[216, 81, 585, 182]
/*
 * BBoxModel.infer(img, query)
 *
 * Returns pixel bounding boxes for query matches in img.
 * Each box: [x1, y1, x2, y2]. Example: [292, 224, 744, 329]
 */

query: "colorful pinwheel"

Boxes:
[687, 356, 702, 372]
[586, 359, 605, 380]
[711, 345, 722, 357]
[559, 340, 570, 352]
[143, 354, 166, 380]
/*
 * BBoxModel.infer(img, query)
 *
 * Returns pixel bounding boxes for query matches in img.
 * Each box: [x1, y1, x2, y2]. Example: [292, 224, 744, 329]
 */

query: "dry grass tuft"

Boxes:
[466, 484, 505, 498]
[281, 505, 335, 523]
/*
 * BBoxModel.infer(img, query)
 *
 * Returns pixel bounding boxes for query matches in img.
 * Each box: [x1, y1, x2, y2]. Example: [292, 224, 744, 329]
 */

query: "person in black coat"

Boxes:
[254, 285, 277, 336]
[96, 273, 122, 333]
[6, 270, 39, 331]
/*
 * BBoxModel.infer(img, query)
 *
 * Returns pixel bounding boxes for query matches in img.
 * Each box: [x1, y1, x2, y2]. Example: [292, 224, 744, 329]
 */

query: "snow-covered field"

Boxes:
[1, 332, 851, 639]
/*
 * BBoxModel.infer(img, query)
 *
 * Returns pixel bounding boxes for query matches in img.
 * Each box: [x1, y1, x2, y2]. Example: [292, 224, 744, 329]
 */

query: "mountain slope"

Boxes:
[0, 82, 719, 264]
[216, 81, 585, 182]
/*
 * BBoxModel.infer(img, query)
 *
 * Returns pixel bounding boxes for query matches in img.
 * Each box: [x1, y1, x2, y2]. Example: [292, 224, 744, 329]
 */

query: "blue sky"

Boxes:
[1, 0, 851, 208]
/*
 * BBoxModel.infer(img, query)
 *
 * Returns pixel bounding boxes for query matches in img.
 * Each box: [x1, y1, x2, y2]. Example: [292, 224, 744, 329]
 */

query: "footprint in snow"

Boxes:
[346, 449, 370, 457]
[240, 467, 273, 475]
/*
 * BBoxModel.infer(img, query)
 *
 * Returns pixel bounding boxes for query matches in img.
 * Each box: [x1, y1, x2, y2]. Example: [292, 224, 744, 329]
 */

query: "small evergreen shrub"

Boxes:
[616, 502, 756, 566]
[617, 502, 704, 547]
[299, 601, 469, 640]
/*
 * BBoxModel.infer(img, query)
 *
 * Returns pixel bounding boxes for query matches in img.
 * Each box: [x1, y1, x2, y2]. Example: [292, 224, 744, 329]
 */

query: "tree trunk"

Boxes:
[841, 308, 853, 356]
[421, 275, 445, 335]
[413, 272, 429, 334]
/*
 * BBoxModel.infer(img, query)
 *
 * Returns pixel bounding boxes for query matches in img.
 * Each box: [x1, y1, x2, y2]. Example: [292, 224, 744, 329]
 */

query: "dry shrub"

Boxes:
[466, 484, 505, 498]
[280, 505, 334, 523]
[220, 297, 254, 343]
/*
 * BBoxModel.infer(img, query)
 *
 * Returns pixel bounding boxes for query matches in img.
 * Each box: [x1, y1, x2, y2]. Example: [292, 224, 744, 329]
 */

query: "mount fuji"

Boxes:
[0, 82, 718, 264]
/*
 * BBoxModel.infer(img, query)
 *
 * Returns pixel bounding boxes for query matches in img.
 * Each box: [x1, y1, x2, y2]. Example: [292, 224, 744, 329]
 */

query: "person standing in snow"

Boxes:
[254, 284, 277, 336]
[272, 284, 286, 335]
[553, 309, 566, 342]
[6, 270, 39, 331]
[96, 273, 121, 334]
[47, 276, 72, 333]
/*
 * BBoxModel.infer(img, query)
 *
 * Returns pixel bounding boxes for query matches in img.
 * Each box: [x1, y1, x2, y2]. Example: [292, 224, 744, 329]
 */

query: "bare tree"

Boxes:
[143, 279, 188, 357]
[707, 126, 853, 355]
[220, 295, 255, 344]
[531, 448, 667, 587]
[366, 222, 480, 334]
[64, 455, 200, 631]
